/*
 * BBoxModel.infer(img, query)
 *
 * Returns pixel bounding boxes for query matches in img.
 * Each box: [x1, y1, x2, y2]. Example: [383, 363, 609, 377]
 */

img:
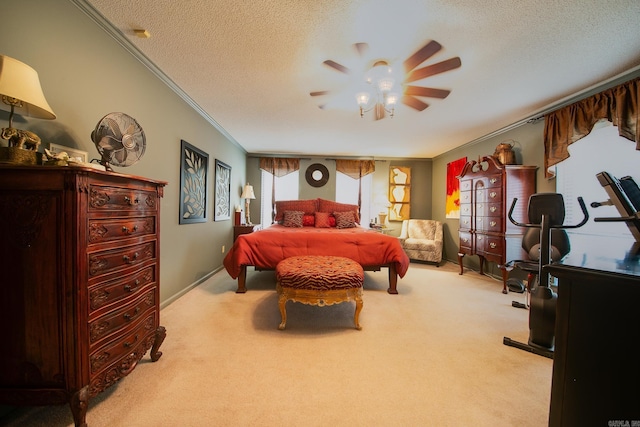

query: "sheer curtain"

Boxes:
[259, 157, 300, 225]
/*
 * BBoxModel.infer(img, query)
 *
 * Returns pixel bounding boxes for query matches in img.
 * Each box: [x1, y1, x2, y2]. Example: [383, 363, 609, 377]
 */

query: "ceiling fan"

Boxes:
[310, 40, 461, 119]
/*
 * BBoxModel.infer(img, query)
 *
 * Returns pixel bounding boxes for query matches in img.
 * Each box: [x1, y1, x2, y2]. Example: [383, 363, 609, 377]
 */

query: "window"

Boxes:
[260, 169, 299, 226]
[555, 120, 638, 239]
[336, 171, 372, 224]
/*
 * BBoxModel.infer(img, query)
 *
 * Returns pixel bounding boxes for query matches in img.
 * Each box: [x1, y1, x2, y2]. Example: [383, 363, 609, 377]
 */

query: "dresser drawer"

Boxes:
[459, 190, 471, 205]
[89, 312, 157, 376]
[89, 185, 159, 213]
[90, 288, 156, 346]
[480, 234, 504, 257]
[476, 216, 502, 233]
[88, 216, 156, 244]
[89, 266, 155, 313]
[89, 241, 156, 278]
[459, 231, 473, 251]
[460, 179, 472, 192]
[459, 215, 472, 231]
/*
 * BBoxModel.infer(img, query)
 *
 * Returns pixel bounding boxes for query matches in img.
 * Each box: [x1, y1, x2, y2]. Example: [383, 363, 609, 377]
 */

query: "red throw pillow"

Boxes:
[314, 211, 331, 228]
[302, 214, 315, 227]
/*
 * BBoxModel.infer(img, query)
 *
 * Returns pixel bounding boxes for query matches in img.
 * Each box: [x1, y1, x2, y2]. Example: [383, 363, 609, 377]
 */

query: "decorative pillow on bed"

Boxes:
[317, 198, 360, 224]
[314, 211, 332, 228]
[334, 211, 357, 228]
[274, 199, 317, 222]
[283, 210, 304, 227]
[302, 214, 315, 227]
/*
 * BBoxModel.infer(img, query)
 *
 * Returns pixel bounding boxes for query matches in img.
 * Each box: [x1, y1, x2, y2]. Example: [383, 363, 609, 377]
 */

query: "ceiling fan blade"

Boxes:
[402, 96, 430, 111]
[310, 90, 330, 97]
[404, 86, 451, 99]
[405, 57, 462, 83]
[404, 40, 442, 73]
[354, 42, 369, 57]
[323, 59, 350, 74]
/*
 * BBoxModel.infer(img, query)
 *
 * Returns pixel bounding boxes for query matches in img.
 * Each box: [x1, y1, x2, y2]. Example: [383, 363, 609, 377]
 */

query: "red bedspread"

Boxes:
[223, 225, 410, 279]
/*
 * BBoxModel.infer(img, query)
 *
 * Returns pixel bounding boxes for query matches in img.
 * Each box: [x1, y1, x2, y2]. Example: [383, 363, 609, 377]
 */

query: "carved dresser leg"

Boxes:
[70, 386, 89, 427]
[151, 326, 166, 362]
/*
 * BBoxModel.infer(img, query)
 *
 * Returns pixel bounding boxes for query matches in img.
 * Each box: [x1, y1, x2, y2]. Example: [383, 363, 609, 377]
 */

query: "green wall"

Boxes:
[1, 0, 247, 305]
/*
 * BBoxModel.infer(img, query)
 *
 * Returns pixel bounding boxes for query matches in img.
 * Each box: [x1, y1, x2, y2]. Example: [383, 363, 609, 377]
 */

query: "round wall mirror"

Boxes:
[305, 163, 329, 187]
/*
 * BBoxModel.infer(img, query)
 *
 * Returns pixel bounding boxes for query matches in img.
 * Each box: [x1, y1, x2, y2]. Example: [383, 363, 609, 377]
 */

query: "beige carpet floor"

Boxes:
[1, 261, 553, 426]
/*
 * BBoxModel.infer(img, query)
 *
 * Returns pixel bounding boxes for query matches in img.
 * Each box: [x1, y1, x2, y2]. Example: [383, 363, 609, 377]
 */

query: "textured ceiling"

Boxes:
[79, 0, 640, 158]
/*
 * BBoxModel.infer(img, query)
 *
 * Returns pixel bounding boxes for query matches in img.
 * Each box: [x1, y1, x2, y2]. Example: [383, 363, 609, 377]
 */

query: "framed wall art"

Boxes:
[389, 166, 411, 221]
[214, 159, 231, 221]
[179, 139, 208, 224]
[446, 157, 467, 219]
[48, 143, 89, 163]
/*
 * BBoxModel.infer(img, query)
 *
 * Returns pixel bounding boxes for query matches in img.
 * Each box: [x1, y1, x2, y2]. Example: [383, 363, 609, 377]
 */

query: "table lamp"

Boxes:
[241, 183, 256, 225]
[0, 55, 56, 165]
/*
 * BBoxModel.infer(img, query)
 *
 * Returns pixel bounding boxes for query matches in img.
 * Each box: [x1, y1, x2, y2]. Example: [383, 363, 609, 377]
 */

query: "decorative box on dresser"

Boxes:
[0, 165, 167, 427]
[457, 155, 537, 293]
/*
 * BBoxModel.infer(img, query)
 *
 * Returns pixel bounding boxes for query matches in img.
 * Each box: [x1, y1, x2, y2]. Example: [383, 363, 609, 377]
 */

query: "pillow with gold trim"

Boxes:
[283, 210, 304, 227]
[334, 211, 357, 229]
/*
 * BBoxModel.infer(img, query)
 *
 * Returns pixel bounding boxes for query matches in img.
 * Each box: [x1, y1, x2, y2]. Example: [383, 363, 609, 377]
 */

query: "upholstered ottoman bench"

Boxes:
[276, 255, 364, 330]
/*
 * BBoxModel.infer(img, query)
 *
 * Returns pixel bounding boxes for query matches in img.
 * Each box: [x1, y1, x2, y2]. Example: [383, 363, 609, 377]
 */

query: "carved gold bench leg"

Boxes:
[278, 292, 288, 330]
[354, 294, 363, 330]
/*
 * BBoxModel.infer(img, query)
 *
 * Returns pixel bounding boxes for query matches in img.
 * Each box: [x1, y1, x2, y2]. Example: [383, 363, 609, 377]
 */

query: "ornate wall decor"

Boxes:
[305, 163, 329, 187]
[389, 166, 411, 221]
[179, 139, 208, 224]
[446, 157, 467, 219]
[214, 159, 231, 221]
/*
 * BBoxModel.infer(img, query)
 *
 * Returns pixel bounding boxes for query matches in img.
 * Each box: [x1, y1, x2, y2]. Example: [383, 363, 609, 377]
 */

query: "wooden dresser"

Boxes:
[456, 156, 536, 292]
[0, 165, 167, 426]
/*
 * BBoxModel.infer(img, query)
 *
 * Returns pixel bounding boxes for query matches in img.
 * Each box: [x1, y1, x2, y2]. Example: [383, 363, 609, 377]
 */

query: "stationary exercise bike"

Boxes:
[503, 193, 589, 358]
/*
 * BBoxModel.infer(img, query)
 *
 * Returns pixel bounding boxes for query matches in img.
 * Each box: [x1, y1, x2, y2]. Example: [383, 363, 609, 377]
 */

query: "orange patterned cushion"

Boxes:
[317, 198, 360, 224]
[276, 256, 364, 290]
[274, 199, 317, 222]
[314, 211, 332, 228]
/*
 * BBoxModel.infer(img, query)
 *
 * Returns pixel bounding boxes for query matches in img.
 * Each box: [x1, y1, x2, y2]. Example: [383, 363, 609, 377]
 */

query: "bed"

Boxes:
[223, 198, 410, 294]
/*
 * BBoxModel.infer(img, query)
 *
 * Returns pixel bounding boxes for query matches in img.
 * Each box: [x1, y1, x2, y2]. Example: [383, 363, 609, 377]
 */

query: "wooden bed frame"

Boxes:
[235, 263, 399, 294]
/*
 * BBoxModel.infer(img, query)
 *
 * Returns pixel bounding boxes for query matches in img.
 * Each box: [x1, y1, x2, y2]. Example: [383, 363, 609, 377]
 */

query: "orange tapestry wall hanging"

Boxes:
[446, 157, 467, 219]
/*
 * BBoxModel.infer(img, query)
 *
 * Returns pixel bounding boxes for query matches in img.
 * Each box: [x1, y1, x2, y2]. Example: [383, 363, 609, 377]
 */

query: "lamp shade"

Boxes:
[241, 183, 255, 199]
[0, 55, 56, 119]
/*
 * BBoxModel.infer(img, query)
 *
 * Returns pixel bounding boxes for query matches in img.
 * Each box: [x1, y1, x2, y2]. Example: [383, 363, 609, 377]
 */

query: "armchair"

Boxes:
[398, 219, 443, 265]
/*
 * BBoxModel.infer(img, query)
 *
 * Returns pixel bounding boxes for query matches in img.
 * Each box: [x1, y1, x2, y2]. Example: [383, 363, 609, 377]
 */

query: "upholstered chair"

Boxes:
[398, 219, 443, 265]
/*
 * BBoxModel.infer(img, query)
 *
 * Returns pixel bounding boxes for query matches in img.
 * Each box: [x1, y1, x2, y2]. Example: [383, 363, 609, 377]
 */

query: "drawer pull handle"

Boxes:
[123, 306, 141, 321]
[123, 335, 139, 348]
[477, 236, 483, 241]
[489, 242, 497, 249]
[124, 280, 141, 292]
[123, 253, 139, 263]
[124, 196, 139, 206]
[462, 238, 469, 243]
[490, 178, 497, 184]
[122, 225, 139, 235]
[490, 206, 497, 212]
[490, 221, 497, 227]
[490, 191, 497, 198]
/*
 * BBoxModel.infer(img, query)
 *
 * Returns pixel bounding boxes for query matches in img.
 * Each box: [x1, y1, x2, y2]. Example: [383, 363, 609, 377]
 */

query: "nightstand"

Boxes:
[233, 224, 261, 241]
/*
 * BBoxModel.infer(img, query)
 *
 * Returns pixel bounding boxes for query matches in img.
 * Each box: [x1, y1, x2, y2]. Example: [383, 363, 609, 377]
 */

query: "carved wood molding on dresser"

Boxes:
[456, 156, 537, 293]
[0, 165, 167, 427]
